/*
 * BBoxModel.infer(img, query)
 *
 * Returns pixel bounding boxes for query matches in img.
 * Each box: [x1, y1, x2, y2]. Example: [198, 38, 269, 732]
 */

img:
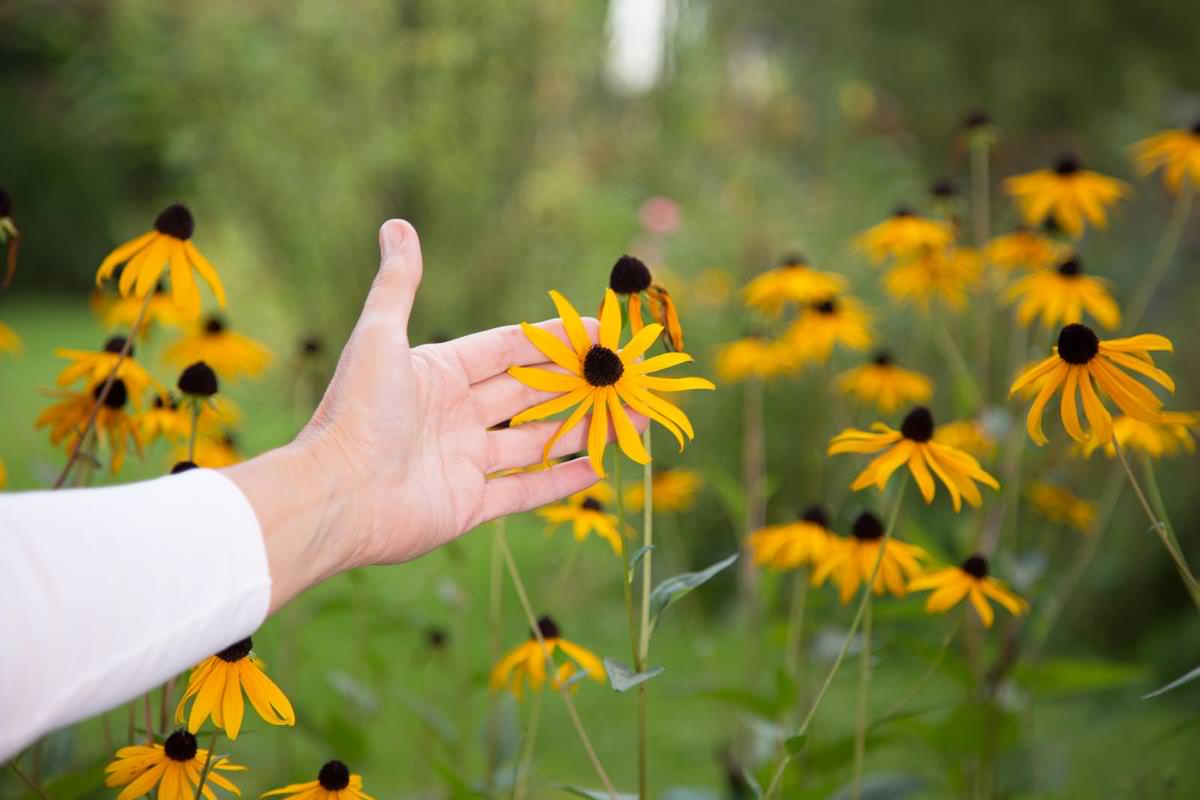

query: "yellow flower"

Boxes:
[262, 761, 376, 800]
[165, 315, 273, 381]
[984, 227, 1068, 271]
[813, 511, 928, 603]
[1027, 482, 1096, 534]
[856, 209, 954, 263]
[748, 507, 834, 571]
[140, 394, 196, 444]
[0, 457, 6, 489]
[536, 492, 626, 555]
[54, 336, 158, 408]
[175, 636, 295, 740]
[508, 289, 714, 478]
[609, 255, 685, 350]
[836, 351, 933, 413]
[742, 253, 848, 315]
[784, 296, 873, 364]
[104, 729, 245, 800]
[883, 246, 981, 311]
[92, 286, 190, 334]
[489, 616, 606, 699]
[1131, 123, 1200, 193]
[1003, 155, 1128, 239]
[1005, 256, 1120, 330]
[829, 407, 1000, 512]
[1078, 412, 1198, 459]
[0, 320, 22, 355]
[1009, 324, 1174, 446]
[178, 432, 243, 468]
[714, 336, 797, 383]
[934, 418, 997, 461]
[35, 381, 143, 473]
[908, 555, 1028, 628]
[95, 203, 225, 320]
[624, 468, 702, 512]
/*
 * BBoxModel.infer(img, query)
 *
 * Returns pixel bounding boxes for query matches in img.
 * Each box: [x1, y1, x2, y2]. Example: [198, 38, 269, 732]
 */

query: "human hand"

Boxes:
[227, 220, 642, 612]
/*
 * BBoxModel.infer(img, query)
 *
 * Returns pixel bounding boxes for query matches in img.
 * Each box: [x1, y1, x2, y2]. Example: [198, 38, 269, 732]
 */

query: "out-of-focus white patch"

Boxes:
[606, 0, 669, 93]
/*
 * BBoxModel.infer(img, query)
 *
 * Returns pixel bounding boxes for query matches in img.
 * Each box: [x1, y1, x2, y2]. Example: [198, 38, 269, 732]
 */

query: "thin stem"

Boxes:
[494, 528, 618, 799]
[143, 693, 154, 743]
[1141, 454, 1186, 556]
[1125, 185, 1194, 330]
[929, 309, 982, 413]
[783, 569, 809, 683]
[741, 375, 766, 678]
[613, 452, 640, 668]
[879, 618, 960, 722]
[851, 594, 873, 800]
[192, 731, 219, 800]
[1114, 441, 1200, 608]
[970, 139, 993, 401]
[636, 429, 653, 800]
[485, 523, 505, 796]
[513, 689, 544, 800]
[8, 761, 52, 800]
[54, 290, 154, 488]
[187, 401, 201, 462]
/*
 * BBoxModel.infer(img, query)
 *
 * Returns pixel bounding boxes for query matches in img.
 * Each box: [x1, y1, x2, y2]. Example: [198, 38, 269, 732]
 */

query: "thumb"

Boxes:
[365, 218, 424, 328]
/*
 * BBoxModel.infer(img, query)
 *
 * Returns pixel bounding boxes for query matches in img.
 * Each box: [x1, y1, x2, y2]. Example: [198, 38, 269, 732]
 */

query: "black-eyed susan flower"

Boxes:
[0, 187, 19, 288]
[92, 285, 189, 334]
[908, 555, 1028, 628]
[856, 209, 953, 263]
[714, 336, 797, 383]
[748, 506, 834, 571]
[140, 394, 195, 444]
[785, 296, 873, 364]
[609, 255, 685, 351]
[36, 380, 144, 472]
[984, 227, 1068, 271]
[54, 336, 158, 408]
[813, 512, 928, 603]
[166, 315, 272, 381]
[536, 491, 625, 555]
[0, 320, 21, 356]
[262, 760, 376, 800]
[1003, 154, 1128, 239]
[829, 407, 999, 511]
[742, 253, 848, 315]
[1005, 257, 1120, 330]
[1131, 122, 1200, 193]
[1078, 412, 1198, 459]
[95, 203, 225, 319]
[490, 616, 605, 699]
[836, 351, 933, 413]
[1009, 323, 1174, 446]
[624, 467, 702, 512]
[934, 418, 997, 461]
[883, 246, 981, 311]
[1027, 482, 1096, 534]
[104, 728, 245, 800]
[175, 636, 295, 740]
[508, 289, 714, 478]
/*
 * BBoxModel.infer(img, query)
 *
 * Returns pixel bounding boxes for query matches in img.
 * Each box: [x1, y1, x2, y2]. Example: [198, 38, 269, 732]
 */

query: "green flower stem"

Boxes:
[7, 761, 51, 800]
[188, 400, 201, 462]
[784, 569, 809, 688]
[192, 731, 219, 800]
[851, 592, 874, 800]
[928, 309, 982, 413]
[970, 138, 994, 401]
[878, 618, 960, 723]
[613, 452, 640, 668]
[512, 688, 544, 800]
[1125, 185, 1194, 330]
[636, 428, 653, 800]
[485, 521, 505, 795]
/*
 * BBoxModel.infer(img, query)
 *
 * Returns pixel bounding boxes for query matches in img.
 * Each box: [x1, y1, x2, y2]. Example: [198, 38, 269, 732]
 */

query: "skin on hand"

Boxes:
[224, 220, 646, 613]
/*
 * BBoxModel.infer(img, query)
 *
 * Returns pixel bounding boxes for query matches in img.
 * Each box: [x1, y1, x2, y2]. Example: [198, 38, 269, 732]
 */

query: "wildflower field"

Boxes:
[4, 2, 1200, 798]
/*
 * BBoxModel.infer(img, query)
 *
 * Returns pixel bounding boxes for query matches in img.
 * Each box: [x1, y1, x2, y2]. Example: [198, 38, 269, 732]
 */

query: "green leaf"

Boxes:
[649, 553, 739, 629]
[1143, 663, 1200, 700]
[784, 733, 808, 755]
[741, 768, 763, 799]
[555, 785, 638, 799]
[1016, 658, 1144, 696]
[626, 545, 655, 583]
[603, 657, 665, 692]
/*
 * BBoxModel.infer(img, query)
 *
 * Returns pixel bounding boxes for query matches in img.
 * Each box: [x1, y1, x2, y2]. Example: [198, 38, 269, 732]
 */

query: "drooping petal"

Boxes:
[1025, 362, 1068, 445]
[184, 241, 227, 309]
[607, 391, 650, 464]
[549, 290, 592, 356]
[536, 392, 594, 467]
[599, 289, 621, 350]
[967, 586, 995, 627]
[1060, 366, 1087, 441]
[97, 231, 156, 285]
[587, 389, 610, 477]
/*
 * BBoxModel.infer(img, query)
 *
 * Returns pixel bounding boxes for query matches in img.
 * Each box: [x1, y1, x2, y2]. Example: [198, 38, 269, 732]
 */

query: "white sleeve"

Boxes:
[0, 469, 271, 760]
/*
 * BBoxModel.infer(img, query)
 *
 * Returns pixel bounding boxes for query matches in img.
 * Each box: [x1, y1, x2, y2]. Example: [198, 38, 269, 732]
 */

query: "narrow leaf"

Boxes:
[1143, 663, 1200, 700]
[603, 657, 665, 692]
[626, 545, 655, 584]
[649, 553, 739, 628]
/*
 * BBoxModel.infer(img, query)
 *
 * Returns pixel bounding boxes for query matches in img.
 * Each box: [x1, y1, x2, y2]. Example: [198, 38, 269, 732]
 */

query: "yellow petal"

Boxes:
[549, 290, 592, 356]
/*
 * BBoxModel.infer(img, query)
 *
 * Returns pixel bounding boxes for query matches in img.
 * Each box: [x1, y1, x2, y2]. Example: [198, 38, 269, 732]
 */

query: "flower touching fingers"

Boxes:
[104, 729, 245, 800]
[175, 636, 296, 740]
[1003, 154, 1128, 239]
[489, 616, 606, 699]
[508, 289, 714, 478]
[908, 555, 1029, 628]
[262, 760, 376, 800]
[1005, 257, 1120, 330]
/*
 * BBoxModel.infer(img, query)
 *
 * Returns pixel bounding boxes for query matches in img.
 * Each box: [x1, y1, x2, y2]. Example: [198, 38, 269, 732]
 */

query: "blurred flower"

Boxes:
[36, 381, 143, 473]
[813, 511, 927, 603]
[263, 761, 375, 800]
[908, 555, 1028, 627]
[95, 203, 225, 319]
[179, 432, 243, 468]
[508, 289, 713, 478]
[829, 407, 999, 512]
[639, 195, 682, 235]
[1131, 122, 1200, 193]
[1009, 324, 1173, 446]
[608, 255, 684, 350]
[0, 320, 21, 355]
[856, 209, 953, 263]
[0, 458, 6, 489]
[54, 336, 157, 408]
[166, 315, 272, 381]
[785, 296, 873, 363]
[742, 253, 847, 316]
[714, 336, 797, 383]
[1005, 257, 1119, 330]
[836, 352, 933, 413]
[934, 418, 997, 460]
[883, 246, 981, 311]
[490, 616, 605, 699]
[537, 492, 625, 555]
[749, 507, 834, 571]
[962, 109, 999, 147]
[104, 729, 245, 800]
[92, 285, 189, 334]
[1027, 482, 1096, 534]
[1003, 154, 1128, 239]
[1078, 412, 1199, 459]
[139, 394, 194, 444]
[984, 227, 1067, 271]
[175, 636, 295, 740]
[624, 468, 702, 512]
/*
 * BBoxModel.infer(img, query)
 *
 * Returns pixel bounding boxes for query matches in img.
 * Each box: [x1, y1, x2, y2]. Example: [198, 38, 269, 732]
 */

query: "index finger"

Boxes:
[428, 317, 599, 385]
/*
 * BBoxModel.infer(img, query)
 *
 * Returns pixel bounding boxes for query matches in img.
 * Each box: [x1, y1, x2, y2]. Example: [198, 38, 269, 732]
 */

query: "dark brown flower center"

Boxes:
[216, 637, 252, 662]
[1057, 323, 1099, 365]
[163, 730, 198, 762]
[1056, 257, 1082, 277]
[154, 203, 194, 240]
[104, 336, 133, 357]
[801, 506, 830, 528]
[963, 109, 991, 130]
[961, 554, 989, 579]
[901, 406, 935, 442]
[531, 615, 560, 640]
[778, 252, 808, 268]
[204, 315, 225, 334]
[892, 207, 914, 218]
[178, 361, 219, 397]
[872, 351, 894, 367]
[1053, 155, 1081, 176]
[581, 497, 603, 512]
[318, 760, 351, 791]
[1191, 119, 1200, 136]
[609, 255, 652, 294]
[300, 336, 322, 356]
[930, 179, 957, 198]
[583, 345, 624, 386]
[96, 379, 129, 410]
[170, 461, 198, 474]
[426, 627, 448, 649]
[813, 298, 838, 316]
[852, 511, 884, 540]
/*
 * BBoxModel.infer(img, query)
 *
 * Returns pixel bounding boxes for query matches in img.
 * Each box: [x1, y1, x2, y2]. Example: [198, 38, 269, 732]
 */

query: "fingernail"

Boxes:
[381, 220, 405, 258]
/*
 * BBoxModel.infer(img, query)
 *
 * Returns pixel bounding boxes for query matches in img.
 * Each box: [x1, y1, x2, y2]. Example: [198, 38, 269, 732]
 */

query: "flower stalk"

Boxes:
[1125, 185, 1194, 330]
